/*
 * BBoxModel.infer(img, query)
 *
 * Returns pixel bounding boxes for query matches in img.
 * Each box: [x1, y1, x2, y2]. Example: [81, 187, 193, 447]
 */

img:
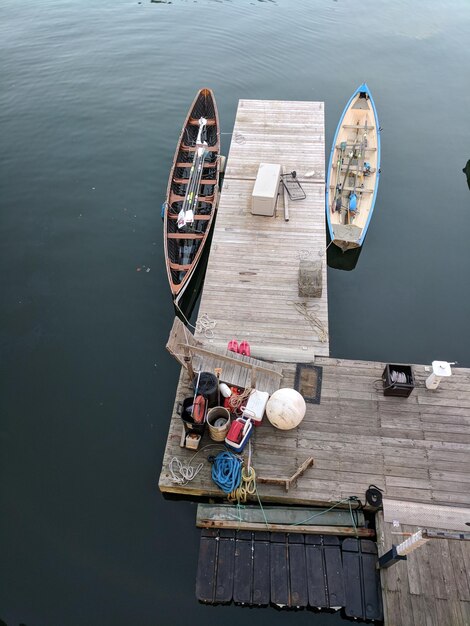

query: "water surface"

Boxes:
[1, 1, 470, 624]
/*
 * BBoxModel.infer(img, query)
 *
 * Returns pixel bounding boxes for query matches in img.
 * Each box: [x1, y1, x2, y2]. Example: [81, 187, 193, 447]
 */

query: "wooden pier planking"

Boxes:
[158, 357, 470, 509]
[224, 100, 325, 182]
[194, 100, 328, 363]
[159, 97, 470, 625]
[376, 512, 470, 626]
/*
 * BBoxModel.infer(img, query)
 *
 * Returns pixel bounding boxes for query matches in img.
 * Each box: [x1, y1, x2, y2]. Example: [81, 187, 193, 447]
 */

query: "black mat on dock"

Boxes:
[294, 364, 322, 404]
[196, 530, 383, 621]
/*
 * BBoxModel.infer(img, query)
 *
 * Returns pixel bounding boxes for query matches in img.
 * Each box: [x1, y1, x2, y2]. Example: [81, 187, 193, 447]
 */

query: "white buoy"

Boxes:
[266, 388, 306, 430]
[218, 383, 232, 398]
[425, 361, 454, 390]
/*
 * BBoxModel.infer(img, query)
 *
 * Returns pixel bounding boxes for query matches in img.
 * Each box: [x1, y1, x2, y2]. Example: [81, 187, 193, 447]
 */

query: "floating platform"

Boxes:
[196, 529, 383, 621]
[193, 99, 328, 363]
[159, 356, 470, 509]
[377, 512, 470, 625]
[159, 98, 470, 626]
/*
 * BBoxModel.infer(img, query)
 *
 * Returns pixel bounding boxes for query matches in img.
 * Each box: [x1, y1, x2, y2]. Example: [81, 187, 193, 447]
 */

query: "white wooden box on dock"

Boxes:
[251, 163, 281, 216]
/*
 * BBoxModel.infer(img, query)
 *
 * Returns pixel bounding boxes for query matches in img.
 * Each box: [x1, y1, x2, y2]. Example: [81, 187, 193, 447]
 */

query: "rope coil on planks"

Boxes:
[227, 386, 253, 415]
[228, 465, 257, 504]
[167, 444, 225, 485]
[168, 457, 204, 485]
[195, 313, 217, 338]
[288, 300, 328, 343]
[174, 303, 217, 339]
[211, 451, 242, 493]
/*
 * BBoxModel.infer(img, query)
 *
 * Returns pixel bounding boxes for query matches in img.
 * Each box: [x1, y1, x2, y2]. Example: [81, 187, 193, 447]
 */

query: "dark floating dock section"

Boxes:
[196, 529, 383, 620]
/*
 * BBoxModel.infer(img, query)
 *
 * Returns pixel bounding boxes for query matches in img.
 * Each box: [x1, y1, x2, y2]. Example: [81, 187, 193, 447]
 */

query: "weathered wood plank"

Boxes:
[195, 100, 328, 362]
[378, 515, 470, 626]
[159, 356, 470, 513]
[233, 532, 253, 604]
[288, 534, 308, 607]
[197, 518, 374, 537]
[270, 533, 289, 606]
[196, 529, 218, 603]
[196, 503, 365, 527]
[305, 539, 328, 607]
[215, 530, 235, 602]
[323, 537, 346, 608]
[252, 532, 271, 605]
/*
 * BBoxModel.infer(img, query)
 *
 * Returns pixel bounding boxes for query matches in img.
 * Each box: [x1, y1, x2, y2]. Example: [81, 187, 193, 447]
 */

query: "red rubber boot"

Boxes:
[238, 341, 251, 356]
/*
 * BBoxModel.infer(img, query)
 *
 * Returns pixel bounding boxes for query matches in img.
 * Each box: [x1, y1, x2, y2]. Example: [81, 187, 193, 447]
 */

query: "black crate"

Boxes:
[382, 364, 415, 397]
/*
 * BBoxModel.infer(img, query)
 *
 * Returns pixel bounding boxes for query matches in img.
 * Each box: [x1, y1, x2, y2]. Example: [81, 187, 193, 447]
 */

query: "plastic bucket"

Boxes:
[193, 372, 219, 407]
[207, 406, 231, 442]
[179, 397, 206, 435]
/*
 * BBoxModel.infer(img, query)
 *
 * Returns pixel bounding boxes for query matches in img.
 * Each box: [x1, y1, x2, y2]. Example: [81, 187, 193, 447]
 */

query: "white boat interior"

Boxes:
[328, 90, 379, 251]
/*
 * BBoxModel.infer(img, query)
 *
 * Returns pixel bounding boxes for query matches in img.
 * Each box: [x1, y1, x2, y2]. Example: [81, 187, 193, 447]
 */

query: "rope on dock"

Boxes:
[168, 443, 225, 485]
[289, 300, 329, 343]
[211, 451, 242, 493]
[195, 313, 216, 338]
[228, 465, 257, 504]
[298, 240, 334, 262]
[168, 457, 204, 485]
[227, 386, 253, 414]
[174, 302, 217, 339]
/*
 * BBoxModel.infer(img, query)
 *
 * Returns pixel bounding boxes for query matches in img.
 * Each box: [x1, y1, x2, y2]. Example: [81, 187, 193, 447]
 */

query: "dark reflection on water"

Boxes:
[175, 224, 213, 321]
[327, 241, 363, 272]
[463, 159, 470, 190]
[1, 0, 470, 625]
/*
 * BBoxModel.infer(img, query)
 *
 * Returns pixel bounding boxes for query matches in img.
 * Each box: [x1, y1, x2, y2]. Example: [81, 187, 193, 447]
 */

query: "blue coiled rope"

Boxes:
[211, 451, 242, 494]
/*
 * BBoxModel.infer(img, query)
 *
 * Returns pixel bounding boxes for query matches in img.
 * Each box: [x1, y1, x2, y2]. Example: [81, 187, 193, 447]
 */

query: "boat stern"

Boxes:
[334, 238, 361, 252]
[332, 223, 362, 252]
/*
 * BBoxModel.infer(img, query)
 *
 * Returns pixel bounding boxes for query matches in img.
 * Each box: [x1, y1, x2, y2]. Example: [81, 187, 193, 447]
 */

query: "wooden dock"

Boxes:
[159, 356, 470, 508]
[159, 98, 470, 625]
[377, 512, 470, 625]
[194, 99, 328, 363]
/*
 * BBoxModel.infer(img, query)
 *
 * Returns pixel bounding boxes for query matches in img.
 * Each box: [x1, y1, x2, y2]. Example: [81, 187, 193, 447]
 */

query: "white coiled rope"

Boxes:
[168, 457, 203, 485]
[195, 312, 216, 338]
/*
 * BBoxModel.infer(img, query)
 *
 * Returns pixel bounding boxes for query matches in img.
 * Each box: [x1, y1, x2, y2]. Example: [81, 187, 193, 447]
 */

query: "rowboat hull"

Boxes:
[163, 88, 220, 305]
[326, 84, 381, 252]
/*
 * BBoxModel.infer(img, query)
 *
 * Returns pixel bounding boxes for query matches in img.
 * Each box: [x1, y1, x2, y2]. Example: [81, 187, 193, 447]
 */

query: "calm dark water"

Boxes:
[1, 1, 470, 624]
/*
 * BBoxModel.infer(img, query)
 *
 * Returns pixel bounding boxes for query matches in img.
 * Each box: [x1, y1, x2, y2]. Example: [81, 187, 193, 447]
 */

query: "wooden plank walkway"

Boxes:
[158, 357, 470, 509]
[376, 512, 470, 626]
[159, 97, 470, 625]
[194, 99, 329, 363]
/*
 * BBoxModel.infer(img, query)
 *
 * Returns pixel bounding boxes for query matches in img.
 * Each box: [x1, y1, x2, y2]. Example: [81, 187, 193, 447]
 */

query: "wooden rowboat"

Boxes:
[163, 88, 220, 304]
[326, 84, 381, 252]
